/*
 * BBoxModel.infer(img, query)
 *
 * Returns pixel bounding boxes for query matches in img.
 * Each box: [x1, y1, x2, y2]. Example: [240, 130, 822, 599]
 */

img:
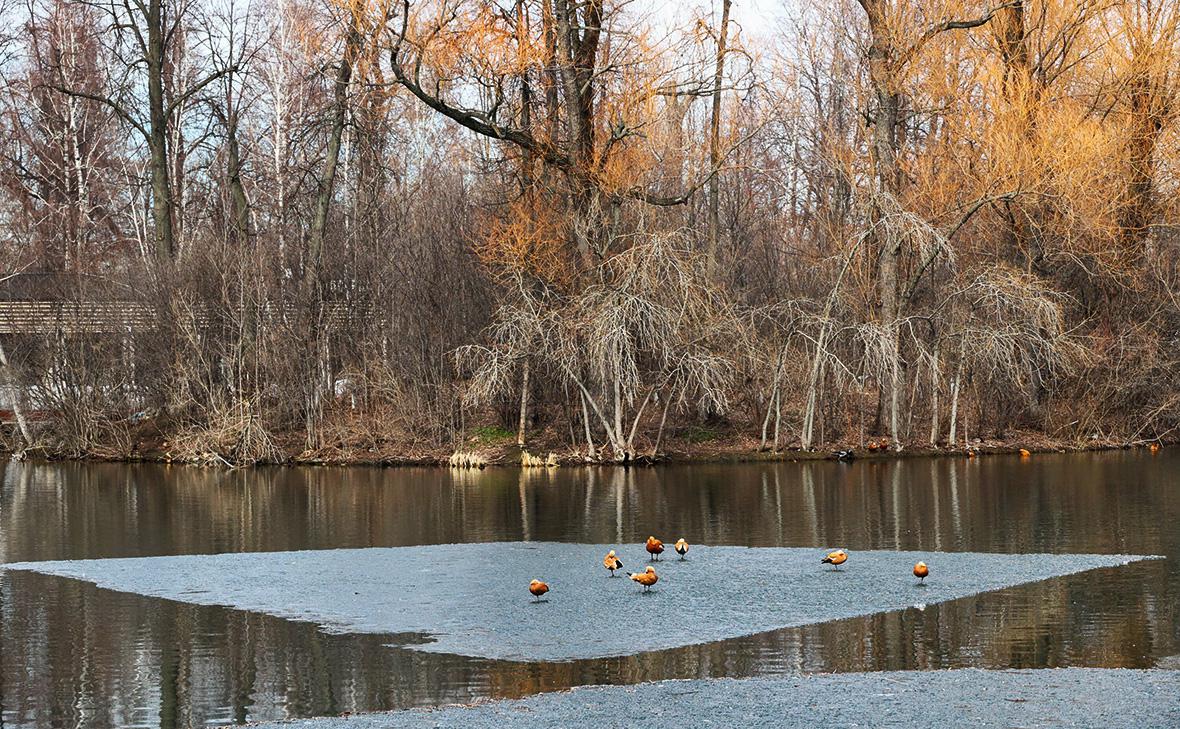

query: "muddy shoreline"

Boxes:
[1, 429, 1166, 468]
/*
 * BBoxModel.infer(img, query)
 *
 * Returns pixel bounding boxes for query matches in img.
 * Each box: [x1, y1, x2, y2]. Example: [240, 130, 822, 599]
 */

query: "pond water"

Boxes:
[0, 452, 1176, 727]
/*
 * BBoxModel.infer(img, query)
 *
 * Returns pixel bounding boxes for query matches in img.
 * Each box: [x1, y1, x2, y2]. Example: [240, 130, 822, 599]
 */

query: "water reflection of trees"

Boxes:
[0, 454, 1176, 723]
[2, 456, 1178, 561]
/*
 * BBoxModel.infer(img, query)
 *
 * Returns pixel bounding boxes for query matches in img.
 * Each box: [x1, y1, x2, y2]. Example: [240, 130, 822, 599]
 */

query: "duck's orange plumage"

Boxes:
[646, 536, 664, 560]
[674, 538, 688, 559]
[603, 549, 623, 576]
[821, 549, 848, 568]
[529, 579, 550, 600]
[629, 566, 659, 591]
[913, 561, 929, 583]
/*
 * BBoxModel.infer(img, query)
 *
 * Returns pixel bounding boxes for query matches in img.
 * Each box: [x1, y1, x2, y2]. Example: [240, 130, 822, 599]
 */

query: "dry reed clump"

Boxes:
[448, 451, 488, 468]
[520, 450, 559, 467]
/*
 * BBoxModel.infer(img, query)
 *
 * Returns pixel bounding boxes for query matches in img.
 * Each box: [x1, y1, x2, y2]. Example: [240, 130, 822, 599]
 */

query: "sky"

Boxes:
[643, 0, 789, 42]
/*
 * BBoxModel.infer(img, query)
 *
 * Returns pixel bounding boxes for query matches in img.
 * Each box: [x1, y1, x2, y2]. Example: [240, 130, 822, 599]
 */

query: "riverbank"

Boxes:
[1, 417, 1166, 468]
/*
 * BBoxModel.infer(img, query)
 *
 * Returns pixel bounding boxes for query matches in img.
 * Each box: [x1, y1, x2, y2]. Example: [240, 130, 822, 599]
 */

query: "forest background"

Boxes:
[0, 0, 1176, 465]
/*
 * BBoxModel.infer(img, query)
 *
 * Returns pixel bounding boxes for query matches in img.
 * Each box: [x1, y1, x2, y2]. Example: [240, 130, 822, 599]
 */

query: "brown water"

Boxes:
[0, 452, 1176, 727]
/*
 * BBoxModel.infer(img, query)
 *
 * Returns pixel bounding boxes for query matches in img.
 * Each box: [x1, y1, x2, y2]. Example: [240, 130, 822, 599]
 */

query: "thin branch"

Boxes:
[896, 1, 1021, 70]
[904, 190, 1020, 302]
[165, 65, 239, 117]
[39, 83, 149, 140]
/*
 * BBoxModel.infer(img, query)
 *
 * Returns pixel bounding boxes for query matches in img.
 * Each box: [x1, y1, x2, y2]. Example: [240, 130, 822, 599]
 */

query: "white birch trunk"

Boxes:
[516, 360, 529, 446]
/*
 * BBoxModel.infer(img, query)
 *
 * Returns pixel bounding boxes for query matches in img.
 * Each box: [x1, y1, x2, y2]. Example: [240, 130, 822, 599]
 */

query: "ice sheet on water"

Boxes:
[242, 668, 1180, 728]
[3, 542, 1160, 661]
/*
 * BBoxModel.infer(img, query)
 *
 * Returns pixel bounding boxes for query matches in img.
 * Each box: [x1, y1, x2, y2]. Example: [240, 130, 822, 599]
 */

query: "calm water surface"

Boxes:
[0, 452, 1176, 727]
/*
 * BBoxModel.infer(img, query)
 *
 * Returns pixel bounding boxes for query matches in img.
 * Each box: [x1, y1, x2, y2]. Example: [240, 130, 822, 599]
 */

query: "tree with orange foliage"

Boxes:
[387, 0, 736, 269]
[1114, 0, 1178, 248]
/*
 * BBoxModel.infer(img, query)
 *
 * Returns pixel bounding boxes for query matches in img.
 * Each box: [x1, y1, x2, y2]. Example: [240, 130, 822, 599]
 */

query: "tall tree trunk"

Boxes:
[948, 339, 965, 445]
[761, 343, 786, 450]
[516, 359, 530, 446]
[887, 344, 902, 447]
[300, 12, 364, 449]
[994, 1, 1043, 265]
[652, 388, 673, 457]
[857, 0, 1004, 448]
[571, 0, 601, 162]
[146, 0, 173, 263]
[995, 1, 1030, 96]
[861, 0, 904, 448]
[580, 390, 596, 458]
[67, 94, 91, 270]
[541, 0, 559, 139]
[226, 110, 250, 241]
[553, 0, 602, 262]
[517, 0, 534, 192]
[929, 341, 940, 446]
[773, 385, 783, 450]
[271, 0, 292, 277]
[305, 15, 363, 294]
[1120, 72, 1163, 247]
[706, 0, 732, 276]
[612, 377, 624, 458]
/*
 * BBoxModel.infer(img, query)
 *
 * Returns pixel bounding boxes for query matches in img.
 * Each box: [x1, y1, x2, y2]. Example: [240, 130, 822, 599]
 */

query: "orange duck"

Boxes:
[913, 561, 929, 584]
[529, 579, 550, 601]
[603, 549, 623, 577]
[646, 536, 665, 561]
[674, 538, 689, 560]
[629, 566, 659, 592]
[821, 549, 848, 570]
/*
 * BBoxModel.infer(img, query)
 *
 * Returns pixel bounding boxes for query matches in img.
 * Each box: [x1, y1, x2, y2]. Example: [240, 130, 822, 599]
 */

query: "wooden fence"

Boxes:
[0, 301, 356, 334]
